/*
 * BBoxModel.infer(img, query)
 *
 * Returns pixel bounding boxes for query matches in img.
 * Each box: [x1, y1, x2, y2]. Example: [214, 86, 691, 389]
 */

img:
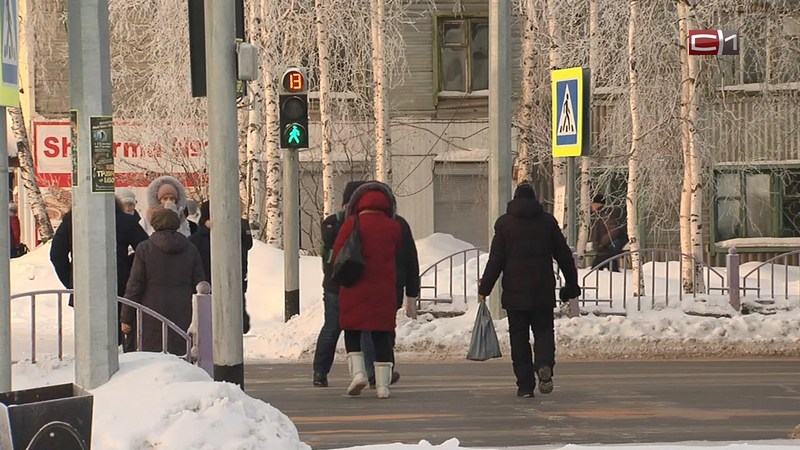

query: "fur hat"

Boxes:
[513, 183, 536, 200]
[146, 176, 187, 210]
[116, 188, 137, 205]
[342, 181, 368, 206]
[150, 208, 181, 232]
[157, 183, 179, 202]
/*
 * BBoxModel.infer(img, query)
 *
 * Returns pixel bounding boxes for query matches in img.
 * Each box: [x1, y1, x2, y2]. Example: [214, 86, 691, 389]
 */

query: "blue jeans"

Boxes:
[312, 289, 381, 378]
[312, 290, 341, 375]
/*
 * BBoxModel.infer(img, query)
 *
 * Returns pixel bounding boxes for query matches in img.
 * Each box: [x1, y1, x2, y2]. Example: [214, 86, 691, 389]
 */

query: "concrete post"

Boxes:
[191, 282, 213, 377]
[204, 0, 244, 387]
[727, 247, 740, 312]
[1, 110, 11, 391]
[66, 0, 119, 389]
[283, 149, 300, 321]
[488, 0, 511, 320]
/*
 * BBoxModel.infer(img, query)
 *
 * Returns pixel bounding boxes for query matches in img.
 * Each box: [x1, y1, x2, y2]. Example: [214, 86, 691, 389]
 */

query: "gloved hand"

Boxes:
[559, 284, 581, 302]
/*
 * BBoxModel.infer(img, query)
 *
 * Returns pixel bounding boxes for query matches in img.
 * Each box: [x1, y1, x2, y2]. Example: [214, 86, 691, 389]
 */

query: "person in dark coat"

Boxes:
[49, 198, 149, 352]
[188, 200, 253, 333]
[121, 208, 205, 355]
[590, 194, 628, 272]
[478, 183, 580, 398]
[333, 182, 402, 399]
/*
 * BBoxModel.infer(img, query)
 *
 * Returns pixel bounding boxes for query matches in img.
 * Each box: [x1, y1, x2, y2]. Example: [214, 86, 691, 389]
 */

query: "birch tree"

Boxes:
[575, 0, 598, 258]
[370, 0, 391, 184]
[514, 0, 538, 184]
[315, 0, 335, 216]
[547, 0, 568, 228]
[677, 0, 705, 293]
[9, 108, 54, 241]
[626, 0, 644, 296]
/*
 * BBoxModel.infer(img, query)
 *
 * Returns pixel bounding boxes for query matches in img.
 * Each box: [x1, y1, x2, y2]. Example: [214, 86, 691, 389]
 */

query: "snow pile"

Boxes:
[13, 353, 310, 450]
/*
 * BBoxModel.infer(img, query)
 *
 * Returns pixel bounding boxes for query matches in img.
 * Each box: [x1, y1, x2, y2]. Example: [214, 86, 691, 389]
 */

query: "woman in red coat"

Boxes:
[333, 182, 401, 399]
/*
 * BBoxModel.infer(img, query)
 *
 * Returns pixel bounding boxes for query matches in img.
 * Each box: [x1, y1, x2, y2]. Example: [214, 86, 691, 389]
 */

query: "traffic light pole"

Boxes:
[0, 110, 10, 391]
[66, 0, 119, 390]
[488, 0, 511, 319]
[204, 0, 244, 387]
[283, 149, 300, 321]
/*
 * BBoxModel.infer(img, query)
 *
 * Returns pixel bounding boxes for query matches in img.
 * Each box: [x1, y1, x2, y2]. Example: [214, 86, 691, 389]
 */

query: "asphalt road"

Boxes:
[244, 359, 800, 449]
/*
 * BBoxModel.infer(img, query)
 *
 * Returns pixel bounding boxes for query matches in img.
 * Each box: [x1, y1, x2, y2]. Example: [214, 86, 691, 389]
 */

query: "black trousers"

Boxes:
[344, 330, 394, 363]
[507, 308, 555, 392]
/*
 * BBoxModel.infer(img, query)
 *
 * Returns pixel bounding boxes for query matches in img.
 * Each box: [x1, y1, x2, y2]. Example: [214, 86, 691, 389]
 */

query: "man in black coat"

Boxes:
[49, 198, 149, 352]
[188, 200, 254, 333]
[478, 183, 580, 398]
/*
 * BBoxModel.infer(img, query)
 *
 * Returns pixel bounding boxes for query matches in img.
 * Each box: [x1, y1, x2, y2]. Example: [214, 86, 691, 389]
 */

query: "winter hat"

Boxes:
[116, 188, 137, 205]
[8, 202, 18, 214]
[592, 194, 605, 205]
[150, 208, 181, 232]
[198, 200, 210, 227]
[513, 183, 536, 200]
[157, 183, 179, 203]
[342, 181, 368, 206]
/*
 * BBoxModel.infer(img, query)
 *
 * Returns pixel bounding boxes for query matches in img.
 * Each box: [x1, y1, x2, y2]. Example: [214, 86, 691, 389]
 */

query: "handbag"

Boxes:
[466, 302, 502, 361]
[331, 215, 365, 287]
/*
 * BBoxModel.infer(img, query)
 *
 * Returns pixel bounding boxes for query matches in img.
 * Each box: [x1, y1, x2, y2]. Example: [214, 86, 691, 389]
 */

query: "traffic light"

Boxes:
[279, 68, 309, 149]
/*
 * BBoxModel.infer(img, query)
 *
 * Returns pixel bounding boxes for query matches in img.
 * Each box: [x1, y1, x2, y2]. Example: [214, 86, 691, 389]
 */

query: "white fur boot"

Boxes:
[346, 352, 368, 396]
[374, 362, 393, 399]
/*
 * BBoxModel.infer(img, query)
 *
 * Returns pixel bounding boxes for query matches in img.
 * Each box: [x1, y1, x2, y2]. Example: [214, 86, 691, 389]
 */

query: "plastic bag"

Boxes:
[466, 302, 502, 361]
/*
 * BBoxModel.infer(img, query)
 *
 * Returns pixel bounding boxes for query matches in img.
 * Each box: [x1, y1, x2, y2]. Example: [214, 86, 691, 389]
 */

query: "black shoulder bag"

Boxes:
[331, 215, 365, 287]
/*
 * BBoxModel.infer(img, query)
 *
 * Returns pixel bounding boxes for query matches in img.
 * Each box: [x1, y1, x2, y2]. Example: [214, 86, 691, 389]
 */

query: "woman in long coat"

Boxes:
[121, 208, 205, 355]
[333, 182, 401, 399]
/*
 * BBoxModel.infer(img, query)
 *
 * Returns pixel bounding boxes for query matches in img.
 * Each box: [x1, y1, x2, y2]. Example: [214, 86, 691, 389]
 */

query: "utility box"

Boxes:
[0, 383, 93, 450]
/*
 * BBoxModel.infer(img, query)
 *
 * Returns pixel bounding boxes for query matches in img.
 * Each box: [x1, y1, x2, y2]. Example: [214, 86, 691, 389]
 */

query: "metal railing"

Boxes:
[10, 289, 193, 363]
[741, 249, 800, 302]
[581, 249, 727, 311]
[416, 247, 487, 310]
[415, 247, 571, 312]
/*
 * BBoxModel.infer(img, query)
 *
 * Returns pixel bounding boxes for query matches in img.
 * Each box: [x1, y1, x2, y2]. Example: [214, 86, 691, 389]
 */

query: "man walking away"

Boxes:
[478, 183, 580, 398]
[312, 181, 367, 387]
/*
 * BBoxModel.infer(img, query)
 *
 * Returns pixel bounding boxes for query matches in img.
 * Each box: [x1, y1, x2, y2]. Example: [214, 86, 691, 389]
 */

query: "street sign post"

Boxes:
[552, 67, 591, 247]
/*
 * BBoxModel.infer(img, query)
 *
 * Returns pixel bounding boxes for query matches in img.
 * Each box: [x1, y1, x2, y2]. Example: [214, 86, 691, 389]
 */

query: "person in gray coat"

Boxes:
[121, 208, 205, 355]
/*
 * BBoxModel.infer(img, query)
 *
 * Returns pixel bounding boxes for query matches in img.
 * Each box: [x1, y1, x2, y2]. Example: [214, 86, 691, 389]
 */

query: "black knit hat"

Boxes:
[592, 194, 605, 204]
[513, 183, 536, 200]
[199, 200, 210, 227]
[342, 181, 368, 206]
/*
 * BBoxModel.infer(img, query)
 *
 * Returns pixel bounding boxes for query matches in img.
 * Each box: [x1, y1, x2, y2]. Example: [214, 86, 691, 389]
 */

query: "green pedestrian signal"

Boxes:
[286, 124, 306, 147]
[279, 68, 309, 149]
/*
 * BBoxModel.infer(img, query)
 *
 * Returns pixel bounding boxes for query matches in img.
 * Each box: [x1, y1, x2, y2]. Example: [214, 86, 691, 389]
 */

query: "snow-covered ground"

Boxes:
[6, 233, 800, 449]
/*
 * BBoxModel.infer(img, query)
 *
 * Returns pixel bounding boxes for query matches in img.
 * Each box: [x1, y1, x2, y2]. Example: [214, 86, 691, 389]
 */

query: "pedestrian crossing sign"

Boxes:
[551, 67, 590, 158]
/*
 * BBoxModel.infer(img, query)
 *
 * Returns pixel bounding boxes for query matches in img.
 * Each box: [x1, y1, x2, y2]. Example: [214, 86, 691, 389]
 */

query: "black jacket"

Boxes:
[320, 210, 420, 304]
[478, 197, 577, 310]
[50, 206, 149, 303]
[188, 219, 253, 291]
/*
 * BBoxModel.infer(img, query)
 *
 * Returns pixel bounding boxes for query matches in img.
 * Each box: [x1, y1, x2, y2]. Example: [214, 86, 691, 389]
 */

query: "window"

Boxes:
[713, 168, 800, 240]
[716, 11, 800, 86]
[438, 17, 488, 94]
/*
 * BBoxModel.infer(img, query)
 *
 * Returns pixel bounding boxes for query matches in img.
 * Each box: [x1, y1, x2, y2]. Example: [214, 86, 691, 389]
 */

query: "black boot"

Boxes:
[313, 372, 328, 387]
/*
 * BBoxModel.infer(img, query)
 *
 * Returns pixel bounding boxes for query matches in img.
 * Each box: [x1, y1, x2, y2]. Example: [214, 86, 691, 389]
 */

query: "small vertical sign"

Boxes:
[70, 110, 79, 186]
[90, 116, 114, 193]
[0, 0, 19, 107]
